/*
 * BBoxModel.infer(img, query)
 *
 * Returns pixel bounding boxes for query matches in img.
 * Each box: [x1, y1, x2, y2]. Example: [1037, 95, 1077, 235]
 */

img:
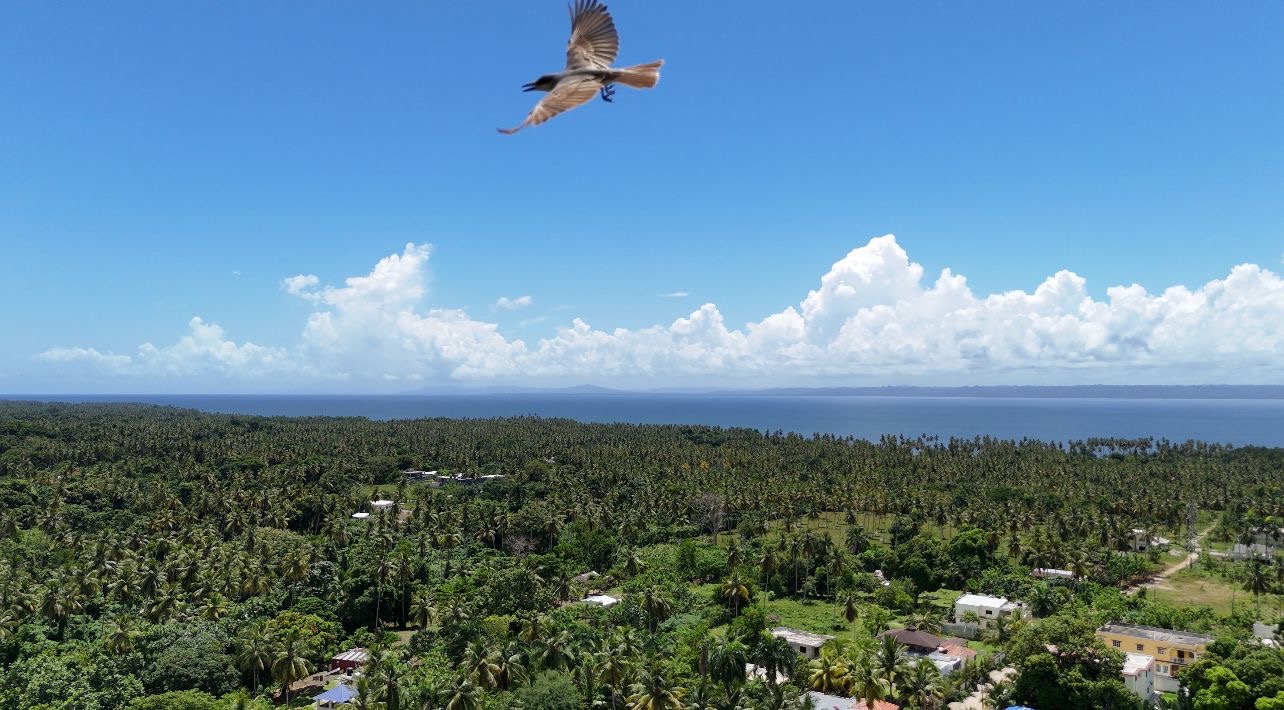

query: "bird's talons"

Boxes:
[600, 84, 616, 103]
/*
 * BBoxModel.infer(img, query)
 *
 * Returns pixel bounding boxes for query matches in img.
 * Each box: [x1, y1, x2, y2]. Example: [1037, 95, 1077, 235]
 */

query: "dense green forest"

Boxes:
[0, 402, 1281, 710]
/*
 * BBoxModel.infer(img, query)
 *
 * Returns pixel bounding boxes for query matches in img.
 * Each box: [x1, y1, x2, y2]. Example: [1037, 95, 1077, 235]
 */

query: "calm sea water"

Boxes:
[9, 394, 1284, 447]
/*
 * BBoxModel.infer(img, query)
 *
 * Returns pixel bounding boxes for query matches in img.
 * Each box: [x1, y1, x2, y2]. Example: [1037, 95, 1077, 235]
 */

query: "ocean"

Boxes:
[7, 394, 1284, 447]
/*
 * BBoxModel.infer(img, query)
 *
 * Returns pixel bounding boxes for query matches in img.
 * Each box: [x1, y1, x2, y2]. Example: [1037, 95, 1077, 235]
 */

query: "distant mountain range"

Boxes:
[408, 384, 1284, 399]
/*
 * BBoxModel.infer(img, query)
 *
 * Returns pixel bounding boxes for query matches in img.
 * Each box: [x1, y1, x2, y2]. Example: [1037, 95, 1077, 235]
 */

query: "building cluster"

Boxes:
[404, 468, 505, 486]
[951, 593, 1027, 630]
[1094, 622, 1214, 699]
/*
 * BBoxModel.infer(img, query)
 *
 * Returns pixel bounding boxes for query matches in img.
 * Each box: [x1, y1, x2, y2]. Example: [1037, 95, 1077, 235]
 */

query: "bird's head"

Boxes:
[523, 75, 556, 92]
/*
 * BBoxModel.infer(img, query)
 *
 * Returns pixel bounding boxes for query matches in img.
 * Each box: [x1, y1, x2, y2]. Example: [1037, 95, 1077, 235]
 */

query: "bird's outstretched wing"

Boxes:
[565, 0, 618, 70]
[498, 78, 601, 134]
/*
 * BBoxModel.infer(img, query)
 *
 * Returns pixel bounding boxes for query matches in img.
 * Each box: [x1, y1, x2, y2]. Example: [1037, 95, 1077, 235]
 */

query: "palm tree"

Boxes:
[535, 629, 577, 671]
[758, 548, 779, 593]
[104, 614, 139, 654]
[1066, 548, 1094, 586]
[409, 588, 437, 630]
[519, 615, 548, 646]
[639, 586, 672, 633]
[847, 654, 888, 710]
[271, 629, 314, 704]
[622, 547, 645, 578]
[1245, 561, 1272, 612]
[806, 649, 849, 694]
[709, 639, 749, 698]
[626, 667, 686, 710]
[444, 676, 482, 710]
[721, 575, 750, 617]
[874, 635, 908, 696]
[753, 635, 795, 693]
[379, 661, 405, 710]
[201, 591, 229, 621]
[598, 645, 634, 710]
[1028, 582, 1058, 618]
[490, 643, 527, 691]
[838, 590, 860, 625]
[374, 555, 398, 630]
[900, 658, 944, 709]
[905, 611, 940, 635]
[347, 676, 384, 710]
[461, 641, 500, 689]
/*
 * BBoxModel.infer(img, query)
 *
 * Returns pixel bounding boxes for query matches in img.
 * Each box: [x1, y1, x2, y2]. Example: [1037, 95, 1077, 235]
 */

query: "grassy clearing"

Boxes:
[757, 595, 868, 641]
[1149, 567, 1284, 616]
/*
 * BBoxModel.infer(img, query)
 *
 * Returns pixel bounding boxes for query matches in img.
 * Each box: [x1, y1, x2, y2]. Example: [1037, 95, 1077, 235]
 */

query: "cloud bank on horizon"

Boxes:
[35, 235, 1284, 389]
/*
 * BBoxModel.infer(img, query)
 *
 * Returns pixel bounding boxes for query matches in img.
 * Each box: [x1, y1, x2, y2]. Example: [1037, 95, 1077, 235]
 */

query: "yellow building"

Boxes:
[1096, 622, 1214, 693]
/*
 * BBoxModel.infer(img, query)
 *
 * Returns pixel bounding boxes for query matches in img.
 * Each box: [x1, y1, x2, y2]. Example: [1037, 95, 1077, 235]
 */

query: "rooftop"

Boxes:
[1123, 653, 1153, 676]
[772, 626, 835, 647]
[332, 648, 369, 663]
[315, 684, 357, 704]
[583, 594, 620, 607]
[371, 499, 394, 507]
[351, 512, 370, 519]
[805, 692, 898, 710]
[879, 628, 943, 650]
[1097, 623, 1214, 646]
[956, 593, 1015, 609]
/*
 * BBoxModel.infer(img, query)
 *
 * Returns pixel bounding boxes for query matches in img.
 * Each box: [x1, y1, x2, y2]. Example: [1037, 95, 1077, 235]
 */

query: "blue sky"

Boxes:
[2, 1, 1282, 392]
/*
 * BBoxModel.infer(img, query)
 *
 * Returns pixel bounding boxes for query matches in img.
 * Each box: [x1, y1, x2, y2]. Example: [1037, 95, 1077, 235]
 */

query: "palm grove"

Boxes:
[0, 403, 1281, 709]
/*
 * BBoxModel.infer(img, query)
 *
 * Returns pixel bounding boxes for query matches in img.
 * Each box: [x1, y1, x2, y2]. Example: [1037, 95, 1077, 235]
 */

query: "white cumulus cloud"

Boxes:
[495, 295, 533, 310]
[31, 235, 1284, 387]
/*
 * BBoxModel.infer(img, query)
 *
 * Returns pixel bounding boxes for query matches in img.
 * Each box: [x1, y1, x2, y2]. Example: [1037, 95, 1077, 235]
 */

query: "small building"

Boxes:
[1253, 621, 1279, 648]
[953, 594, 1025, 629]
[350, 512, 370, 519]
[806, 692, 898, 710]
[927, 650, 964, 676]
[872, 569, 891, 587]
[1095, 623, 1213, 693]
[746, 663, 788, 686]
[1122, 653, 1155, 700]
[582, 594, 620, 608]
[371, 499, 394, 509]
[939, 641, 976, 662]
[1228, 543, 1273, 560]
[879, 628, 944, 655]
[771, 627, 835, 660]
[330, 648, 369, 672]
[1032, 568, 1074, 581]
[1126, 529, 1170, 552]
[314, 683, 358, 709]
[404, 469, 438, 481]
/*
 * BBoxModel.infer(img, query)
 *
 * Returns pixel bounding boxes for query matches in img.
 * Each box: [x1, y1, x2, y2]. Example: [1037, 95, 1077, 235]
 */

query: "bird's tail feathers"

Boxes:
[614, 60, 663, 89]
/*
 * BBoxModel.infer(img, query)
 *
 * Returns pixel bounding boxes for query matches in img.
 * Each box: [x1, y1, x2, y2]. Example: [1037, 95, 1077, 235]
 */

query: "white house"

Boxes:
[1122, 653, 1155, 700]
[746, 663, 788, 686]
[771, 627, 834, 660]
[953, 593, 1025, 629]
[1254, 622, 1279, 648]
[1032, 568, 1074, 581]
[1126, 529, 1170, 552]
[371, 499, 394, 509]
[927, 650, 964, 676]
[582, 594, 620, 608]
[351, 512, 370, 519]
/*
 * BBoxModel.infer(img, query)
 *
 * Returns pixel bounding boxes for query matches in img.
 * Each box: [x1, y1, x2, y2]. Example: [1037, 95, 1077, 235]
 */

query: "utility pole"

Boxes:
[1186, 503, 1199, 570]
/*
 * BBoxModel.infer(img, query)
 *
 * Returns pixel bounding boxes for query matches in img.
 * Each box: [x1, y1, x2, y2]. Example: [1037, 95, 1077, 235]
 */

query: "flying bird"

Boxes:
[499, 0, 663, 134]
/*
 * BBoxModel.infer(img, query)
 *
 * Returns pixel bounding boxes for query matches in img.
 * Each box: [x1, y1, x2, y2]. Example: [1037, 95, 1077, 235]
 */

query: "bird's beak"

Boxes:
[521, 83, 537, 92]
